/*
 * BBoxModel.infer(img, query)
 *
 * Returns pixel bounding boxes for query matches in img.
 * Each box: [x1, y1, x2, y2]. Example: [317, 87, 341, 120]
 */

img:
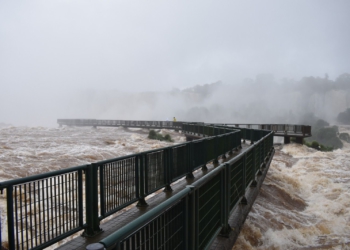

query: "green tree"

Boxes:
[337, 108, 350, 125]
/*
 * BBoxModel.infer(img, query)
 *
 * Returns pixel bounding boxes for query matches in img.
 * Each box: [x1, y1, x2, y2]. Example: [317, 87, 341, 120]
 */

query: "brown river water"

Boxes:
[233, 126, 350, 250]
[0, 125, 349, 249]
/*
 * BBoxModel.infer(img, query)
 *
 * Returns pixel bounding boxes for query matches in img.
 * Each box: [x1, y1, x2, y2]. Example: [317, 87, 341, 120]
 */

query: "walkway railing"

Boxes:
[57, 119, 311, 137]
[0, 123, 256, 250]
[210, 123, 311, 137]
[98, 129, 274, 250]
[57, 119, 185, 130]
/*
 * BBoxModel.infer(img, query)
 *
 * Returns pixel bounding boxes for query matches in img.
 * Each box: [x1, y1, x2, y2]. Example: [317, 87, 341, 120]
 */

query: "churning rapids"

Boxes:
[234, 126, 350, 250]
[0, 125, 349, 249]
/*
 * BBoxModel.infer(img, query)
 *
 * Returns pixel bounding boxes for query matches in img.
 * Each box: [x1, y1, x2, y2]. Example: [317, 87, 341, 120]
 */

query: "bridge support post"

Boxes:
[295, 137, 303, 144]
[284, 136, 291, 144]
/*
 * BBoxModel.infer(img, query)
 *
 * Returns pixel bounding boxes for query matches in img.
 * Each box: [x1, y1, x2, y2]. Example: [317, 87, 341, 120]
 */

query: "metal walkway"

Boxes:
[56, 145, 250, 250]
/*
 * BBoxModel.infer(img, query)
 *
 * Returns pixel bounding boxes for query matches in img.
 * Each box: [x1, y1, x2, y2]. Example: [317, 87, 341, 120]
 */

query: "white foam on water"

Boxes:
[234, 133, 350, 249]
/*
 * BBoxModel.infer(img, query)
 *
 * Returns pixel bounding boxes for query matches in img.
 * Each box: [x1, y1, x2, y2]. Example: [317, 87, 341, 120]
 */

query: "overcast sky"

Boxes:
[1, 0, 350, 126]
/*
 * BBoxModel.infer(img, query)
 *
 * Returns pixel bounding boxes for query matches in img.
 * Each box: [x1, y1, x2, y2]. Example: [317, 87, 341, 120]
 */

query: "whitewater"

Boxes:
[0, 125, 349, 249]
[234, 126, 350, 250]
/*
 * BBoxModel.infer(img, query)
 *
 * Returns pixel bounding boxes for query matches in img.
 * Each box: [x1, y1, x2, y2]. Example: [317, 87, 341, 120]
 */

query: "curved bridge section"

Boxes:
[58, 119, 311, 144]
[0, 120, 304, 250]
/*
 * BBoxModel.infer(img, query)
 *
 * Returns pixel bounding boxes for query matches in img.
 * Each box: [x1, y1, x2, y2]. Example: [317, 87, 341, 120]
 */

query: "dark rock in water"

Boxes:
[337, 108, 350, 125]
[339, 132, 350, 143]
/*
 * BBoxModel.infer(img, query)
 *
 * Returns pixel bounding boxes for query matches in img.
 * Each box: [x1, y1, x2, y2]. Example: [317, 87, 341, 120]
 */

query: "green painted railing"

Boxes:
[57, 119, 311, 137]
[0, 122, 248, 250]
[98, 129, 274, 250]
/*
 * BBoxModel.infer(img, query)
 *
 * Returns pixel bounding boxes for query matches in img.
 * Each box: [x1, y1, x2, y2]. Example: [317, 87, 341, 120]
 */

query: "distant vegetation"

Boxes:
[148, 130, 173, 142]
[303, 140, 333, 152]
[337, 108, 350, 125]
[303, 117, 346, 151]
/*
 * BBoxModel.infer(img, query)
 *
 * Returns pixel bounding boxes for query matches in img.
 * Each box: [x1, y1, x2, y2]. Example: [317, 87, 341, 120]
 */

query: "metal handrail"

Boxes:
[97, 130, 275, 250]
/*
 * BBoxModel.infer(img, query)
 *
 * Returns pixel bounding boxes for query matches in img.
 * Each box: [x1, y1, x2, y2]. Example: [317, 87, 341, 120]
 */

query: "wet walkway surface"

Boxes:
[56, 143, 255, 250]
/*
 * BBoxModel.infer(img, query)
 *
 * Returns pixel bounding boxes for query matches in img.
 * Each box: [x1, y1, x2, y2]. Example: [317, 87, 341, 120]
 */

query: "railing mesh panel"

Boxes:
[205, 138, 216, 162]
[261, 141, 264, 163]
[245, 151, 254, 188]
[13, 172, 81, 250]
[146, 150, 165, 193]
[198, 173, 222, 249]
[120, 199, 186, 250]
[255, 143, 261, 172]
[217, 136, 226, 156]
[102, 157, 137, 214]
[192, 140, 205, 170]
[172, 145, 188, 181]
[229, 158, 244, 211]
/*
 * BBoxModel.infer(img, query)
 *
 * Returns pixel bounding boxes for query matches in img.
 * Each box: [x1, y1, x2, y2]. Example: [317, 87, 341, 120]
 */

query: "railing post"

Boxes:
[184, 194, 190, 250]
[219, 164, 231, 237]
[6, 185, 15, 250]
[241, 153, 248, 205]
[100, 165, 105, 217]
[164, 147, 173, 192]
[202, 139, 208, 171]
[83, 163, 102, 237]
[251, 145, 258, 187]
[221, 136, 227, 160]
[242, 128, 246, 143]
[78, 169, 84, 227]
[260, 139, 267, 170]
[186, 185, 196, 250]
[213, 136, 219, 164]
[260, 140, 263, 165]
[137, 154, 148, 206]
[186, 142, 195, 179]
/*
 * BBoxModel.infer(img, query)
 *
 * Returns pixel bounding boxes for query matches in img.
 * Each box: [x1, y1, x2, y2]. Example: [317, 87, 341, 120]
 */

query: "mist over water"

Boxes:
[10, 73, 344, 128]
